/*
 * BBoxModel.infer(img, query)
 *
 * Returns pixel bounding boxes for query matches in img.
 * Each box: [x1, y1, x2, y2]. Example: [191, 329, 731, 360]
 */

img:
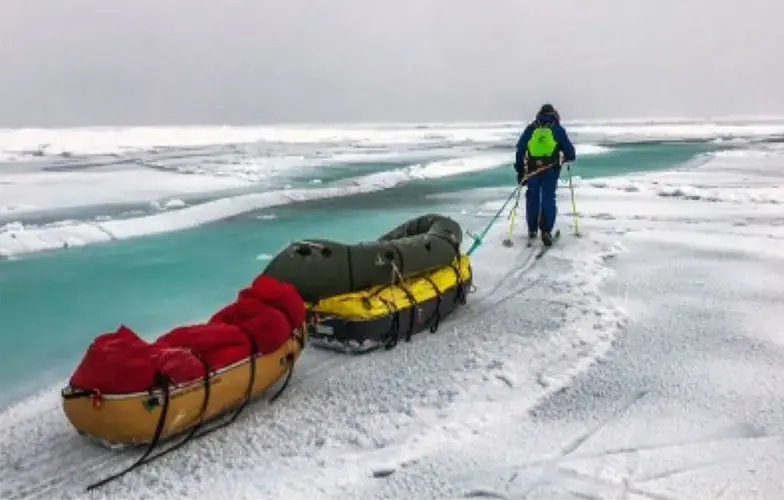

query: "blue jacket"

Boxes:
[514, 114, 576, 174]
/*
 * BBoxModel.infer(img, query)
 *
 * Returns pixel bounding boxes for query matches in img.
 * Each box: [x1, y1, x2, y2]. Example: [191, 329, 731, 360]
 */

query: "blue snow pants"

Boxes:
[525, 165, 560, 234]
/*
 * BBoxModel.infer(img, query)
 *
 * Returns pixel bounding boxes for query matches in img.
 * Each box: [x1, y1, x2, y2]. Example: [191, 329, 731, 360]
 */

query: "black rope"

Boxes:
[386, 254, 419, 343]
[432, 232, 467, 306]
[267, 325, 305, 403]
[383, 278, 416, 343]
[378, 297, 401, 350]
[161, 324, 303, 451]
[86, 371, 171, 491]
[193, 328, 259, 440]
[451, 261, 467, 306]
[223, 328, 258, 424]
[400, 285, 418, 342]
[138, 352, 213, 464]
[268, 354, 295, 403]
[365, 282, 392, 302]
[385, 313, 401, 350]
[420, 275, 443, 334]
[457, 263, 473, 305]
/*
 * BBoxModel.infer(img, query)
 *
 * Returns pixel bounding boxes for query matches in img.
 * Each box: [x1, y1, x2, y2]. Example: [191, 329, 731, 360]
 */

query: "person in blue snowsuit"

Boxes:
[514, 104, 576, 247]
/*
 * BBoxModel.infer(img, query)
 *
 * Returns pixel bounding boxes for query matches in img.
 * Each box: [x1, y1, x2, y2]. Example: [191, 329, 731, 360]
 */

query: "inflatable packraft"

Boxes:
[61, 274, 307, 490]
[262, 213, 464, 303]
[262, 214, 473, 352]
[309, 254, 472, 352]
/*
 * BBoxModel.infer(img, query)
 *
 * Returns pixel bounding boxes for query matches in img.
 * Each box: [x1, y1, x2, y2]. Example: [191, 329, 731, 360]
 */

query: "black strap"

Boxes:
[420, 275, 443, 334]
[86, 371, 171, 491]
[196, 328, 259, 439]
[365, 282, 392, 301]
[377, 297, 401, 350]
[385, 313, 401, 350]
[451, 261, 467, 306]
[267, 325, 305, 403]
[397, 285, 418, 343]
[140, 352, 213, 463]
[432, 232, 467, 305]
[386, 245, 420, 342]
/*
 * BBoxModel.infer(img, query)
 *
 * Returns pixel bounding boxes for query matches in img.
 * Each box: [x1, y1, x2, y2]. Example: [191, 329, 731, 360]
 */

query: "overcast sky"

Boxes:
[1, 0, 782, 127]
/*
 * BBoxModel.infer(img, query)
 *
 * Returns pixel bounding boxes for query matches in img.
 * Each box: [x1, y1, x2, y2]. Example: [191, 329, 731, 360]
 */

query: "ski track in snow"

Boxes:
[1, 144, 784, 499]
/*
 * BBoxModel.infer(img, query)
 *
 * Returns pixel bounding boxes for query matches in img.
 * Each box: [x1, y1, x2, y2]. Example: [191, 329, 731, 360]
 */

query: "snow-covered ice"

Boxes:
[2, 118, 781, 234]
[0, 146, 609, 258]
[1, 119, 782, 157]
[1, 138, 783, 499]
[0, 166, 251, 218]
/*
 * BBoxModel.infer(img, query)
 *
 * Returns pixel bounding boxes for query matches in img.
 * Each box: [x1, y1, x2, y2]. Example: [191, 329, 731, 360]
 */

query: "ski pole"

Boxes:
[566, 163, 580, 236]
[467, 184, 520, 256]
[502, 185, 522, 247]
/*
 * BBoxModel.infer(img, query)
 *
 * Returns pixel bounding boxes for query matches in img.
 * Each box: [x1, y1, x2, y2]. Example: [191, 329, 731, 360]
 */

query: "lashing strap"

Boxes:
[387, 259, 420, 343]
[420, 275, 443, 334]
[86, 371, 172, 491]
[195, 327, 259, 438]
[431, 232, 468, 305]
[378, 297, 401, 350]
[137, 352, 213, 464]
[267, 325, 306, 403]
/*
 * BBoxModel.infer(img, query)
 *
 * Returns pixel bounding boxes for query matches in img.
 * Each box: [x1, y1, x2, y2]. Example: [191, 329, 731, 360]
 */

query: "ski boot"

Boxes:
[541, 230, 554, 247]
[527, 230, 537, 247]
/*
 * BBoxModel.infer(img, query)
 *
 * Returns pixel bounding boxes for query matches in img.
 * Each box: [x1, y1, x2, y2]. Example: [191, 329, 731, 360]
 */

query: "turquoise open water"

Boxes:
[0, 141, 716, 409]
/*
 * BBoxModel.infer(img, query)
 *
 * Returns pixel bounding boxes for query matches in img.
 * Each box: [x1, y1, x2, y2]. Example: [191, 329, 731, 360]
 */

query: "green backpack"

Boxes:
[526, 126, 558, 158]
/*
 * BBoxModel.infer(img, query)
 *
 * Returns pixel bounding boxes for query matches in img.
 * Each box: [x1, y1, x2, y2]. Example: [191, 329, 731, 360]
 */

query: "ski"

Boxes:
[535, 229, 561, 259]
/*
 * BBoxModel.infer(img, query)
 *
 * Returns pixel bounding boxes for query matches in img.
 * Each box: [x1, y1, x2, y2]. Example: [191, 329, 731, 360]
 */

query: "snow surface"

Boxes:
[0, 166, 252, 218]
[1, 141, 783, 499]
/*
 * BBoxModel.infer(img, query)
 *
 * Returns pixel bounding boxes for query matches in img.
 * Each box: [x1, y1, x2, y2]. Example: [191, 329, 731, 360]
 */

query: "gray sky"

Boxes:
[1, 0, 782, 127]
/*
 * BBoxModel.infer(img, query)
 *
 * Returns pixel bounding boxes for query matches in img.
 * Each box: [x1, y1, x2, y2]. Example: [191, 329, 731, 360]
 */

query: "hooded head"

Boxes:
[535, 103, 560, 125]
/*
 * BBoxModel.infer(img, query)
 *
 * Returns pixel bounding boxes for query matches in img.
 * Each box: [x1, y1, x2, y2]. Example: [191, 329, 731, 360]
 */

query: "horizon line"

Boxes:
[3, 114, 784, 131]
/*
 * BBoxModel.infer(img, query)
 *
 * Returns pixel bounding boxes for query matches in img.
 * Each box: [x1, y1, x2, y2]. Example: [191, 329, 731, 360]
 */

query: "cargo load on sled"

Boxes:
[60, 274, 307, 490]
[262, 213, 473, 352]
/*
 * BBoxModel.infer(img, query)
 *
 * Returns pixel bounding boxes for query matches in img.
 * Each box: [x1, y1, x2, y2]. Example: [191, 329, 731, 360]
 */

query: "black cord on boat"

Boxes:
[86, 372, 171, 491]
[420, 275, 443, 333]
